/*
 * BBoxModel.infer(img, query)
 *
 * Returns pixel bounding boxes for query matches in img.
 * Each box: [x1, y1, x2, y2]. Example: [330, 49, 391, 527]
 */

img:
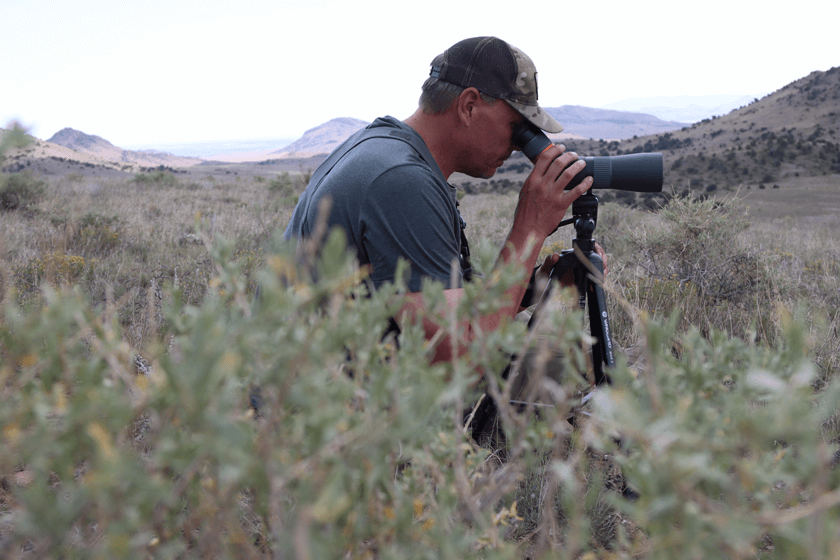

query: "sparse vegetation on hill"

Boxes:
[565, 66, 840, 195]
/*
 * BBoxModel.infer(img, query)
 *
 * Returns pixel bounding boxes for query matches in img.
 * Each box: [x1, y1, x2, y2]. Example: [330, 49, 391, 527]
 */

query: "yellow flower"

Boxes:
[87, 422, 116, 461]
[3, 423, 22, 445]
[18, 354, 38, 368]
[220, 350, 240, 373]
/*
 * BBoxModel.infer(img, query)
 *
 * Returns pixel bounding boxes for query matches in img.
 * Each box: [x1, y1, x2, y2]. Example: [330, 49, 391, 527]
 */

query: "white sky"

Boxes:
[2, 0, 838, 147]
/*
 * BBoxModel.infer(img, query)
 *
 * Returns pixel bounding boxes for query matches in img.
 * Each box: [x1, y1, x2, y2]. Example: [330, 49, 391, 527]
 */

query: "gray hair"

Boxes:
[419, 56, 497, 114]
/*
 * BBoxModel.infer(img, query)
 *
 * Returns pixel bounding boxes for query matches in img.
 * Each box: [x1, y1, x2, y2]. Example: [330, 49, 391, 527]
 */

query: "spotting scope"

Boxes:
[511, 121, 663, 192]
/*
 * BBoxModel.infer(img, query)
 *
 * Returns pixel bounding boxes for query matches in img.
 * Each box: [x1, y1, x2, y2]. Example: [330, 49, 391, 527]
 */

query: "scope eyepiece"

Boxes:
[511, 121, 553, 161]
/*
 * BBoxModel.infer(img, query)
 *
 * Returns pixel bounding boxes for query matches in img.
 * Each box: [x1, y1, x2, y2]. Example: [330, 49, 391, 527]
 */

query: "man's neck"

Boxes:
[403, 109, 460, 180]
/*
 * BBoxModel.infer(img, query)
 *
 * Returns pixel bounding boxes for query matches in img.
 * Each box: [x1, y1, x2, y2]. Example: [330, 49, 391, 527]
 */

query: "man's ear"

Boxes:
[456, 87, 482, 127]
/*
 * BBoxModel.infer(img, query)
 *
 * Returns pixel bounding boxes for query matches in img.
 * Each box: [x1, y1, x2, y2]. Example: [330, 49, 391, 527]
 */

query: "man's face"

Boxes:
[462, 98, 523, 180]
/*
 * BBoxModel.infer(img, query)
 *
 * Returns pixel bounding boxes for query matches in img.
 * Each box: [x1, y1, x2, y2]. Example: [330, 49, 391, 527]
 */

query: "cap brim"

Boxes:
[507, 100, 564, 133]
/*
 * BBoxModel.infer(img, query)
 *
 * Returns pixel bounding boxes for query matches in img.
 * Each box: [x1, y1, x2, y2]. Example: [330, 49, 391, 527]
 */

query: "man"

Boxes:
[283, 36, 603, 365]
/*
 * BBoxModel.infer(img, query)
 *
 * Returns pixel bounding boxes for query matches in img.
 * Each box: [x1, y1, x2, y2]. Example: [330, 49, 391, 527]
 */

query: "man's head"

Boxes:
[420, 36, 563, 134]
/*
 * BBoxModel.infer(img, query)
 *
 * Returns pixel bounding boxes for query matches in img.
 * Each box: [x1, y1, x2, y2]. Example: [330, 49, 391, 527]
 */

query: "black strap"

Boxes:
[456, 200, 474, 283]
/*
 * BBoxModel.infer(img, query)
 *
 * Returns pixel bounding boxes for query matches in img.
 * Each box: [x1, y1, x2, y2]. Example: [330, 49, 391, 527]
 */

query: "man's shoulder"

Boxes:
[345, 135, 423, 164]
[347, 117, 426, 160]
[333, 118, 441, 181]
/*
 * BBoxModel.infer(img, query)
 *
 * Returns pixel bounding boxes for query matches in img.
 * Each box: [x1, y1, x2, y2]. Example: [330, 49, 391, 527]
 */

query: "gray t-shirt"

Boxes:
[283, 116, 462, 292]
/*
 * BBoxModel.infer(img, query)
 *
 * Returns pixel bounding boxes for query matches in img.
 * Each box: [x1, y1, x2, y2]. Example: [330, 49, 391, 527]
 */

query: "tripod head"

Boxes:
[569, 191, 599, 252]
[553, 190, 600, 254]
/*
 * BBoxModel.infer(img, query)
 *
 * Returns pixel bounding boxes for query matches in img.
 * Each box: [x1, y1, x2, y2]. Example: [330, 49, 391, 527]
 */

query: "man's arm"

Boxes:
[395, 145, 595, 365]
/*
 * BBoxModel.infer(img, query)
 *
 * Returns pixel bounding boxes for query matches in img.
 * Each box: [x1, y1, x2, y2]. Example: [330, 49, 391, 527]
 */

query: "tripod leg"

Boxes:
[583, 255, 615, 385]
[526, 250, 578, 331]
[529, 249, 616, 386]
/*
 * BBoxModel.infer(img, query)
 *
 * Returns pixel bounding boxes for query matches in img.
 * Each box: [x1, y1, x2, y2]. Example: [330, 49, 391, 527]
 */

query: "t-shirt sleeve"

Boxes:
[360, 164, 460, 292]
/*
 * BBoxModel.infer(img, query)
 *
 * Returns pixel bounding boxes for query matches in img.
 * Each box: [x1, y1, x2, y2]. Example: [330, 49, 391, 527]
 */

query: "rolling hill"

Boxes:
[592, 65, 840, 192]
[0, 133, 144, 177]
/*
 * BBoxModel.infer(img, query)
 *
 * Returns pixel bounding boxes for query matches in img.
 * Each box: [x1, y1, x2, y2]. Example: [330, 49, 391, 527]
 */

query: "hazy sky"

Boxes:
[3, 0, 838, 148]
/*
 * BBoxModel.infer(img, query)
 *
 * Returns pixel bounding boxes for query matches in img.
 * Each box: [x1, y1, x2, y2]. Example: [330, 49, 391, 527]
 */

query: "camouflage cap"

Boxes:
[430, 36, 563, 133]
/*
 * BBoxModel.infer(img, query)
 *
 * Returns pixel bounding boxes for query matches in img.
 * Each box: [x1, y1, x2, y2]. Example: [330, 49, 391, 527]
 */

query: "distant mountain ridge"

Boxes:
[271, 118, 370, 157]
[17, 100, 735, 167]
[545, 106, 688, 140]
[268, 109, 686, 160]
[47, 128, 202, 168]
[601, 94, 763, 123]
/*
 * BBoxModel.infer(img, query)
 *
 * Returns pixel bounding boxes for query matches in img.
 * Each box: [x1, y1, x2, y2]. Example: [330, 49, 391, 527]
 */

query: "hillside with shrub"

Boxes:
[592, 65, 840, 193]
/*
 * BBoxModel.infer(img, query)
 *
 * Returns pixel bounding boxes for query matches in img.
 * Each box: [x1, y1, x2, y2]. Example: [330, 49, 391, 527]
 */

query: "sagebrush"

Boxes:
[1, 159, 839, 558]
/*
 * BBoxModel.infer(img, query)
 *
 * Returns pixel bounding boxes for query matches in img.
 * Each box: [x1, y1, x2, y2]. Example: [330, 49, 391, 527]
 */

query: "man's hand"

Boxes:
[537, 242, 609, 288]
[512, 144, 594, 239]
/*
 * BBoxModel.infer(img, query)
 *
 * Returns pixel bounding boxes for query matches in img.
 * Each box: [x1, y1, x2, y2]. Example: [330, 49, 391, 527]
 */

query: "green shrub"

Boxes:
[1, 227, 838, 559]
[616, 194, 774, 343]
[0, 122, 31, 157]
[133, 169, 177, 187]
[268, 172, 306, 206]
[586, 318, 840, 559]
[266, 172, 292, 193]
[0, 172, 46, 212]
[0, 232, 533, 558]
[71, 212, 125, 256]
[10, 252, 97, 297]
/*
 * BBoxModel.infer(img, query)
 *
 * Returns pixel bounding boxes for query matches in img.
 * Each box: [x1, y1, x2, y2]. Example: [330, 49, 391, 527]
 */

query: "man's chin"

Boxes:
[469, 168, 497, 180]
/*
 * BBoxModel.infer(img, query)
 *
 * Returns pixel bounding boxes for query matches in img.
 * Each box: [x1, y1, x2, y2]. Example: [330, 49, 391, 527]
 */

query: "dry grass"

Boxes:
[739, 175, 840, 220]
[0, 171, 301, 349]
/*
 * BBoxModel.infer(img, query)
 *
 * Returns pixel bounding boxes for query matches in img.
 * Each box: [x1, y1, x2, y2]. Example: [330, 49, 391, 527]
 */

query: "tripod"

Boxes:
[527, 190, 615, 387]
[466, 189, 617, 442]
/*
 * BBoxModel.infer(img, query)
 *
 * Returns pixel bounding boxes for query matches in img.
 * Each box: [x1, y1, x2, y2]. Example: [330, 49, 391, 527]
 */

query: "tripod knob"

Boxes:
[575, 217, 596, 236]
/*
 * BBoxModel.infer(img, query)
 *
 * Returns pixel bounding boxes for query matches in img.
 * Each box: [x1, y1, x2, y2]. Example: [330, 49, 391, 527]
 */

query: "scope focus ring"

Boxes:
[592, 157, 612, 189]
